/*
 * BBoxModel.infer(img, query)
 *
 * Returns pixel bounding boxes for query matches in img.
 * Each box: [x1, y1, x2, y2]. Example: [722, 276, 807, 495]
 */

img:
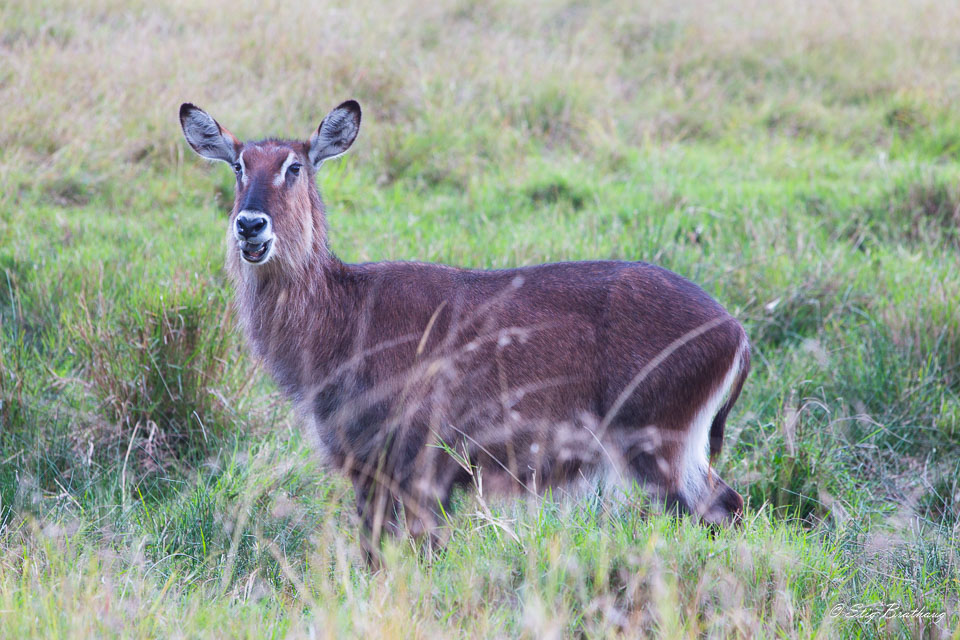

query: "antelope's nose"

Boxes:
[236, 213, 267, 239]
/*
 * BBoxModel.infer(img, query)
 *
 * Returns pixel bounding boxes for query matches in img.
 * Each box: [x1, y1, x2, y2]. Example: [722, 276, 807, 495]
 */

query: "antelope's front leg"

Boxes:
[352, 477, 401, 568]
[401, 466, 458, 560]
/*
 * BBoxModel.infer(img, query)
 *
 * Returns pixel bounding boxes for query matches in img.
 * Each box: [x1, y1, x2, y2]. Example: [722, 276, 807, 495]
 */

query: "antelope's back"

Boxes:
[343, 259, 741, 422]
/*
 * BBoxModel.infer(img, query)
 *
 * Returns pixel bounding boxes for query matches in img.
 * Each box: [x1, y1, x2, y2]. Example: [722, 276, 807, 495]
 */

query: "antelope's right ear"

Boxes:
[179, 103, 240, 163]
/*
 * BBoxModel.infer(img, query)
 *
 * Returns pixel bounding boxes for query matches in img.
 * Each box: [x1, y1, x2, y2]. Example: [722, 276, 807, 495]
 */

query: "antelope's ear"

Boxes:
[179, 103, 240, 163]
[309, 100, 361, 169]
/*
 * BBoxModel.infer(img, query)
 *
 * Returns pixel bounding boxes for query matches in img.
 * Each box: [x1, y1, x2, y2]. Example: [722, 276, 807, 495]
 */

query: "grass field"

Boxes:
[2, 0, 960, 636]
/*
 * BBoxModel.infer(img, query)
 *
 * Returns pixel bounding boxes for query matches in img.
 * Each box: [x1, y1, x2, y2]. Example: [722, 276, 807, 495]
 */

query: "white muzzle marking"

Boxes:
[235, 210, 275, 265]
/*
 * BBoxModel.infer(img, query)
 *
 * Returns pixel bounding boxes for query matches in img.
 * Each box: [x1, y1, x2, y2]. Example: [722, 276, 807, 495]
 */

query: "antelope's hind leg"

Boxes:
[698, 472, 743, 527]
[623, 428, 743, 526]
[624, 347, 747, 526]
[621, 431, 688, 517]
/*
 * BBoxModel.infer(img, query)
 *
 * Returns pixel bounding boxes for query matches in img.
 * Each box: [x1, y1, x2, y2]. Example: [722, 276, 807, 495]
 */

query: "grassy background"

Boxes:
[2, 0, 960, 636]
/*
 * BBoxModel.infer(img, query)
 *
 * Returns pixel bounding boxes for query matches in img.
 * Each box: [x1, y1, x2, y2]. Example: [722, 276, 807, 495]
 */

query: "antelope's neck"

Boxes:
[232, 253, 346, 400]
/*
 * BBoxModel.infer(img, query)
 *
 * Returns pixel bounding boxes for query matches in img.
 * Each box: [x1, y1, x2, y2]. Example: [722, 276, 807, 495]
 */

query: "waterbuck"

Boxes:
[180, 99, 750, 555]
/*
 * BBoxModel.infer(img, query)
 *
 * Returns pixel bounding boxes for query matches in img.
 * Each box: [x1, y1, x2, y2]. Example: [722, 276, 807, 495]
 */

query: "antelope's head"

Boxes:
[179, 100, 361, 270]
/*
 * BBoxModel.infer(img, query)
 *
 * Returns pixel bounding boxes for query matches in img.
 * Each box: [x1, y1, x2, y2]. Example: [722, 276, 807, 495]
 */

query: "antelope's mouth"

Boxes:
[240, 239, 272, 264]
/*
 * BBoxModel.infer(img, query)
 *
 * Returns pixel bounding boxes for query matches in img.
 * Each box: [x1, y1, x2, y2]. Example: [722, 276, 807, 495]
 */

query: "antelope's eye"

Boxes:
[232, 162, 241, 174]
[288, 162, 302, 176]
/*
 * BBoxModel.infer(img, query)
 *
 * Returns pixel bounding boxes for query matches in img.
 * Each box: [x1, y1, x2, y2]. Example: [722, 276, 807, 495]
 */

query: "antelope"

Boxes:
[179, 99, 750, 557]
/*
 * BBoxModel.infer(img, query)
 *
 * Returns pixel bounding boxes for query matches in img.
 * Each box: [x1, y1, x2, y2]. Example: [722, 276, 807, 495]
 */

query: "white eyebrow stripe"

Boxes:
[274, 152, 297, 186]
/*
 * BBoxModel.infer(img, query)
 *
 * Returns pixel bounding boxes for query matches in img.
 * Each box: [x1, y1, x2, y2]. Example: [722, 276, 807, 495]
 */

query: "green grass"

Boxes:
[2, 0, 960, 637]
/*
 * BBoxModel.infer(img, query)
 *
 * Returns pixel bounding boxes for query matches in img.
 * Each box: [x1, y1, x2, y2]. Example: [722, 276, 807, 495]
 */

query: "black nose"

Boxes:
[236, 214, 267, 239]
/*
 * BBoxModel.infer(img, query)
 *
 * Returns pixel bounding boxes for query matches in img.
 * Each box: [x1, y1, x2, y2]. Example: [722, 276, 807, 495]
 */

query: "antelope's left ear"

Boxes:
[309, 100, 361, 169]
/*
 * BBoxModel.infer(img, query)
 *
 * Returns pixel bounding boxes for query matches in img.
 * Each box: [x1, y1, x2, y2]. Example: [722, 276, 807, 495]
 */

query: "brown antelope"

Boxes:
[180, 99, 750, 556]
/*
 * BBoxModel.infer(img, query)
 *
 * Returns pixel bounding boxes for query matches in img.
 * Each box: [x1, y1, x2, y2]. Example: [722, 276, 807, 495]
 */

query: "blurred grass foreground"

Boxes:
[1, 0, 960, 637]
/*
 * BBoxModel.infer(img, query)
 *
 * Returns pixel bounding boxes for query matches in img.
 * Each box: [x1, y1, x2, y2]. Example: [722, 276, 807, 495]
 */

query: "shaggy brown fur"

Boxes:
[180, 100, 750, 557]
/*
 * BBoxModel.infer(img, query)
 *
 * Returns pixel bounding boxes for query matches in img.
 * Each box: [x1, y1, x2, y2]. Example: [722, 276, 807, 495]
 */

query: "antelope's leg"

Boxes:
[696, 471, 743, 527]
[352, 476, 401, 567]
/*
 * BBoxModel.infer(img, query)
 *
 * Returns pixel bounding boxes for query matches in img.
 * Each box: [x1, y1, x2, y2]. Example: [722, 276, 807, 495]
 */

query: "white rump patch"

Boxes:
[679, 334, 747, 507]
